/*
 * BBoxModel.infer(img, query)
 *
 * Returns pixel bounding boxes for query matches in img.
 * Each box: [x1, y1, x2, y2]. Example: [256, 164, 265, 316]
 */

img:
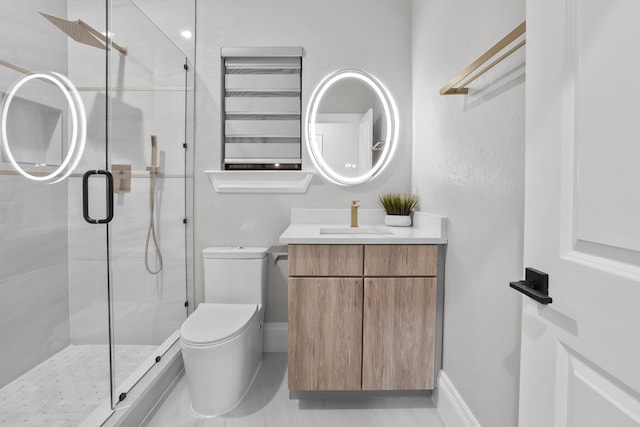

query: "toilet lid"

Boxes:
[180, 303, 258, 345]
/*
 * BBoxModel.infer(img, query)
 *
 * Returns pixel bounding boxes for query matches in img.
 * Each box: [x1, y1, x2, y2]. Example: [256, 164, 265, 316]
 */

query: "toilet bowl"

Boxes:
[180, 303, 264, 416]
[180, 247, 267, 417]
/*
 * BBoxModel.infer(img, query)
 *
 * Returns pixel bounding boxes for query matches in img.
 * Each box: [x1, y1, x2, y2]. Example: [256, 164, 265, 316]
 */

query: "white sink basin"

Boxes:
[319, 226, 393, 235]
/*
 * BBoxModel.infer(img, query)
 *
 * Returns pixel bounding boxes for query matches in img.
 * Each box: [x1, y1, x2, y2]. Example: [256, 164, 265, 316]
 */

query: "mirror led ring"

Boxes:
[0, 72, 87, 184]
[48, 73, 87, 184]
[306, 69, 399, 186]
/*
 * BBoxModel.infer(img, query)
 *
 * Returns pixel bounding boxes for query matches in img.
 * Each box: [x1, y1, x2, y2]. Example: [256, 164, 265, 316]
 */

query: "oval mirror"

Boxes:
[306, 69, 398, 186]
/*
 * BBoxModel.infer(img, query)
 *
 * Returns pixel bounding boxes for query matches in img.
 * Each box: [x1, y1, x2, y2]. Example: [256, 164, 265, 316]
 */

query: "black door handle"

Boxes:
[510, 267, 552, 304]
[82, 170, 114, 224]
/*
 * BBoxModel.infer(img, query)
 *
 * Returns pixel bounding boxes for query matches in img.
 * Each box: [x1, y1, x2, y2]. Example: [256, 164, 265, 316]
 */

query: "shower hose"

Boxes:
[145, 169, 163, 274]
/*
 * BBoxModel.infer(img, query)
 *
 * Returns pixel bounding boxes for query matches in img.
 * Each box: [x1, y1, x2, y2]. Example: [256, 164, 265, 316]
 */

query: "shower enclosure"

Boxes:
[0, 0, 194, 425]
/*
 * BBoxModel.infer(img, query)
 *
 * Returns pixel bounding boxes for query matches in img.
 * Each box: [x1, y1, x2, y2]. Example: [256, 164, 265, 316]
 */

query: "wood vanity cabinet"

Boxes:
[288, 244, 438, 392]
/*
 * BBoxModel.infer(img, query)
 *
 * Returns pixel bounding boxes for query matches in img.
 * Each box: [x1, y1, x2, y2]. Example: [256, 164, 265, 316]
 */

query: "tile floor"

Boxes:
[146, 353, 446, 427]
[0, 344, 157, 427]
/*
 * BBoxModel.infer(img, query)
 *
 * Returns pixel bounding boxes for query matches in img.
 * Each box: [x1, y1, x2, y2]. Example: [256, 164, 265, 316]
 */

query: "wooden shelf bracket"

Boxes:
[440, 21, 525, 95]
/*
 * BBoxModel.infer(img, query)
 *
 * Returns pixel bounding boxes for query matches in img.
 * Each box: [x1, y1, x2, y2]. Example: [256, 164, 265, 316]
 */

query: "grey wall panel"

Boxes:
[0, 263, 70, 388]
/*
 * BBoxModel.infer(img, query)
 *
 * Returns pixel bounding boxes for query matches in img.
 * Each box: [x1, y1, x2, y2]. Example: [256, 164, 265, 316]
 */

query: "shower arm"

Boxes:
[77, 20, 128, 56]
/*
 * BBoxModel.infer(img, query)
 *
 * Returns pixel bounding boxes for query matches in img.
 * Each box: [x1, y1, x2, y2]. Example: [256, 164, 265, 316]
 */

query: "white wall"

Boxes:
[411, 1, 525, 426]
[194, 0, 413, 321]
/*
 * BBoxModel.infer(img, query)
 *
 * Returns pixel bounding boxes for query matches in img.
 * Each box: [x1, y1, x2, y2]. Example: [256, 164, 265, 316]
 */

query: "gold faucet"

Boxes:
[350, 200, 359, 227]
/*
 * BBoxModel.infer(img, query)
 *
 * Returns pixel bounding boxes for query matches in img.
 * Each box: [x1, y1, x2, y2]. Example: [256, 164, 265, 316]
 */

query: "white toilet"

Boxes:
[180, 246, 267, 417]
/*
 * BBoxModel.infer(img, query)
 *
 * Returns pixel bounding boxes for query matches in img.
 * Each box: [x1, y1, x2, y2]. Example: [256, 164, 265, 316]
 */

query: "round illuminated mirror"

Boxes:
[306, 69, 398, 186]
[0, 71, 86, 184]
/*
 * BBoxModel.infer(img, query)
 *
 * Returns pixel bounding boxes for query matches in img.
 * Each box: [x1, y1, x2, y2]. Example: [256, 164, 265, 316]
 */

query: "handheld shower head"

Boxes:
[146, 135, 159, 175]
[150, 135, 158, 168]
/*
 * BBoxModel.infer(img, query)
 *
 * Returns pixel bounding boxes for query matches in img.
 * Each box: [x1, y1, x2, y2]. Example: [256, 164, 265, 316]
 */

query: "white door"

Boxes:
[358, 108, 373, 174]
[518, 0, 640, 426]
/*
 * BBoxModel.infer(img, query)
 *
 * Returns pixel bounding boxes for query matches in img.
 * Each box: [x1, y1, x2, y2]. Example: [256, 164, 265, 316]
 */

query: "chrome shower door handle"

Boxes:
[82, 170, 114, 224]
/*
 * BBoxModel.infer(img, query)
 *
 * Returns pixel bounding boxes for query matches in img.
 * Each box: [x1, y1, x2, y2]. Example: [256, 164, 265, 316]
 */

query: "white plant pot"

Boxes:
[384, 214, 412, 227]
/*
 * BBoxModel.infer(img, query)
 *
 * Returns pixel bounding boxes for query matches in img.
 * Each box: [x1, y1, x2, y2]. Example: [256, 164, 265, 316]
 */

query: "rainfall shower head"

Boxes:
[40, 12, 105, 50]
[39, 12, 128, 56]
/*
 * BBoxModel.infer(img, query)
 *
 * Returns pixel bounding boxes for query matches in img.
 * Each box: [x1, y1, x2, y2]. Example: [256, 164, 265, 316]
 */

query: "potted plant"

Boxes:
[378, 193, 419, 227]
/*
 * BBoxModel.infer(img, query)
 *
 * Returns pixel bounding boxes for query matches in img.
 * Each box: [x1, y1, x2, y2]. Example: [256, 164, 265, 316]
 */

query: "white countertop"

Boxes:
[279, 209, 447, 244]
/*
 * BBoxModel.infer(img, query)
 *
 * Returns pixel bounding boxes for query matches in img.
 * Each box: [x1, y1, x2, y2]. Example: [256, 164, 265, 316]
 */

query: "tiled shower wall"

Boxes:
[0, 0, 71, 388]
[0, 0, 193, 389]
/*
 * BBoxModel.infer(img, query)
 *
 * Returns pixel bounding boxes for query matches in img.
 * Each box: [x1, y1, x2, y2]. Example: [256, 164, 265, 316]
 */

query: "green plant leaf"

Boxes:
[377, 193, 419, 215]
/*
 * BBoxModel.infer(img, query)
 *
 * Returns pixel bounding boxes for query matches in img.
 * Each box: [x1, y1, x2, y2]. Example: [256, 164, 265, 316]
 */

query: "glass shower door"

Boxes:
[107, 0, 190, 406]
[0, 1, 114, 425]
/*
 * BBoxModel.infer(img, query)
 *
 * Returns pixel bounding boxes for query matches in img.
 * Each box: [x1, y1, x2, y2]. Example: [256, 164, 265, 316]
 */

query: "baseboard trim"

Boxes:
[264, 322, 287, 352]
[435, 370, 482, 427]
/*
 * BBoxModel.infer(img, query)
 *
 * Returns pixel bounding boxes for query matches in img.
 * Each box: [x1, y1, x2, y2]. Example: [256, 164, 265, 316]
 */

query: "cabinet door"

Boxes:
[364, 245, 437, 277]
[362, 277, 436, 390]
[289, 244, 363, 277]
[288, 277, 363, 390]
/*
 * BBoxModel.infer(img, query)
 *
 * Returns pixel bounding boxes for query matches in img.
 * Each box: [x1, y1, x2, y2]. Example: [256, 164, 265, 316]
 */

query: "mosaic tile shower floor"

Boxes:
[0, 344, 157, 426]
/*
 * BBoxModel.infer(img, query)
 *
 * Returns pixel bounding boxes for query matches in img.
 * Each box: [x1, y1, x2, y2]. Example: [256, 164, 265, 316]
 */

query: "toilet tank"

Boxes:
[202, 247, 268, 305]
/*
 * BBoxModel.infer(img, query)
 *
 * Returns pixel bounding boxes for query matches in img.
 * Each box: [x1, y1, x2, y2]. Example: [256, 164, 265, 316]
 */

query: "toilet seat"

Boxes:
[180, 303, 258, 347]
